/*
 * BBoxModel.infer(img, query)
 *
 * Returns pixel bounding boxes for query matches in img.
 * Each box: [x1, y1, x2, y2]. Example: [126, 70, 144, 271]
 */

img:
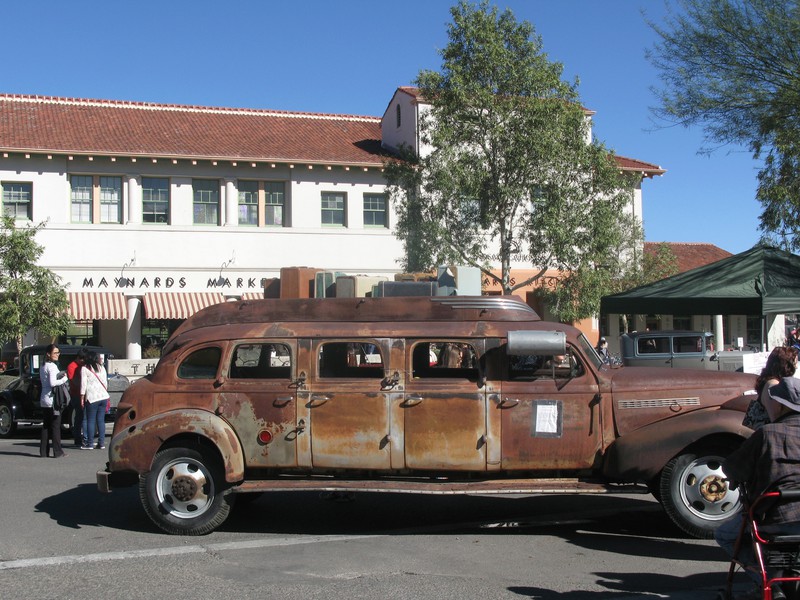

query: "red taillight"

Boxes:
[258, 430, 273, 444]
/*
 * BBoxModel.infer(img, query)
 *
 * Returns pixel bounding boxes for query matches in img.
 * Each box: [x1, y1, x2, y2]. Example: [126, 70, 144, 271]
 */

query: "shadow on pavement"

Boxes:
[34, 482, 150, 533]
[508, 569, 725, 598]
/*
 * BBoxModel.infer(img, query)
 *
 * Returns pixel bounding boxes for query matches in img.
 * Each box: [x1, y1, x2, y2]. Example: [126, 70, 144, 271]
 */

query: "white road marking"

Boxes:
[0, 534, 378, 570]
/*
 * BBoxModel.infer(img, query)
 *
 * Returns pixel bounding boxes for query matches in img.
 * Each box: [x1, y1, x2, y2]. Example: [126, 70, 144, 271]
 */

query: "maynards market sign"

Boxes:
[79, 275, 271, 291]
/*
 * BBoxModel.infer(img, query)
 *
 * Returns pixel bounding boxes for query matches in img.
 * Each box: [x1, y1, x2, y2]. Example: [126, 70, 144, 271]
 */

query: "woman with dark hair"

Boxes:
[744, 346, 799, 429]
[80, 350, 110, 450]
[39, 343, 68, 458]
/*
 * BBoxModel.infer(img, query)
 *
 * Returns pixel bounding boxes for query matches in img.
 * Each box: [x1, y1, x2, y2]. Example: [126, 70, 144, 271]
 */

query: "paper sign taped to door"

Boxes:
[531, 400, 562, 438]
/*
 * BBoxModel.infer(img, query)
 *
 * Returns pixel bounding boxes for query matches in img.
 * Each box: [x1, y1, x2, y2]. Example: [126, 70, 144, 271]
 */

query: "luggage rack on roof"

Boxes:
[431, 296, 537, 314]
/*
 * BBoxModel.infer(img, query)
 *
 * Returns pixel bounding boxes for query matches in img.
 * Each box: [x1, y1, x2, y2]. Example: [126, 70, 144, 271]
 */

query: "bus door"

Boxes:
[402, 340, 487, 471]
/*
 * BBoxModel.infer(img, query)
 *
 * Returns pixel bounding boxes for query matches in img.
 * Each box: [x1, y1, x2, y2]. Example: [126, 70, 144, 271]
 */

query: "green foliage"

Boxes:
[386, 1, 642, 319]
[0, 216, 70, 352]
[648, 0, 800, 249]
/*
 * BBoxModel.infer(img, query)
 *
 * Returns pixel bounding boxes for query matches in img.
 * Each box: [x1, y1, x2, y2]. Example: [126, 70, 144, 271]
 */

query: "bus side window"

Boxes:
[318, 342, 383, 379]
[412, 342, 478, 380]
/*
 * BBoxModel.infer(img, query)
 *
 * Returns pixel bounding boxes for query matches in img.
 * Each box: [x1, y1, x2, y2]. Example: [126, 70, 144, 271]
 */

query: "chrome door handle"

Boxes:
[496, 397, 520, 408]
[307, 395, 331, 408]
[402, 395, 423, 407]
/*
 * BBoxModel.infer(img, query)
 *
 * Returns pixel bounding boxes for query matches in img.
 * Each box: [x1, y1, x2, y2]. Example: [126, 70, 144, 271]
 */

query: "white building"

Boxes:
[0, 89, 664, 360]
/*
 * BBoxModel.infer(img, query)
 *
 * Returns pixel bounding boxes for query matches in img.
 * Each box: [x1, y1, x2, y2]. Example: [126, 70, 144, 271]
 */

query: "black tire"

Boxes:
[0, 402, 16, 438]
[139, 446, 235, 535]
[659, 446, 742, 539]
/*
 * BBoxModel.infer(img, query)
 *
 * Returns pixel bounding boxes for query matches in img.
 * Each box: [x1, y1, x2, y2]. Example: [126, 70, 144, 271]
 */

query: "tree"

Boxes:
[385, 1, 642, 320]
[647, 0, 800, 250]
[0, 216, 70, 353]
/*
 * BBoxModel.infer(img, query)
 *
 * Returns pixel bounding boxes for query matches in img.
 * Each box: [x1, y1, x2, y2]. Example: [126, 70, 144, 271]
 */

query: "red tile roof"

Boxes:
[0, 94, 390, 166]
[615, 155, 665, 177]
[0, 91, 664, 176]
[645, 242, 733, 273]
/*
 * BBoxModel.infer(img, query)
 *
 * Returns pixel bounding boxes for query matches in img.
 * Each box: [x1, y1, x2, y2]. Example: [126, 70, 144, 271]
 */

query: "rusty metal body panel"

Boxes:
[609, 366, 756, 437]
[303, 337, 394, 469]
[111, 407, 244, 483]
[106, 296, 757, 497]
[498, 372, 603, 471]
[603, 405, 753, 481]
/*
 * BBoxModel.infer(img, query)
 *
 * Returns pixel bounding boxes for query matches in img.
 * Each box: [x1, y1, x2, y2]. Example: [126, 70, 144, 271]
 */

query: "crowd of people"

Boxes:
[39, 344, 111, 458]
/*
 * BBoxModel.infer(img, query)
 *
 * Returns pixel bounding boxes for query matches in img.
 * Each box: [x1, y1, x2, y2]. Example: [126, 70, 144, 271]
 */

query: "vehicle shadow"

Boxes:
[33, 485, 736, 595]
[228, 491, 734, 597]
[507, 571, 726, 598]
[34, 483, 150, 532]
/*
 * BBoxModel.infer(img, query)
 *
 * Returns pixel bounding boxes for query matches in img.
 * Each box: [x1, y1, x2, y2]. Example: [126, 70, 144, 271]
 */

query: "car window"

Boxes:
[230, 343, 291, 379]
[508, 348, 584, 381]
[318, 342, 383, 379]
[674, 335, 703, 354]
[411, 341, 479, 380]
[637, 336, 670, 354]
[177, 347, 222, 379]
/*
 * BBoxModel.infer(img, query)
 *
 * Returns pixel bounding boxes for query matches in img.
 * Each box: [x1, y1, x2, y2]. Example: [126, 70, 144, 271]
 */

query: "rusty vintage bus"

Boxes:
[97, 296, 756, 537]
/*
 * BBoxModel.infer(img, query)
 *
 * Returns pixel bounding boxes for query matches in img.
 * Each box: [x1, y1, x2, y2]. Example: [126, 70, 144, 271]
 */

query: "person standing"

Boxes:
[39, 344, 68, 458]
[596, 337, 610, 364]
[66, 348, 87, 447]
[743, 346, 798, 429]
[80, 351, 110, 450]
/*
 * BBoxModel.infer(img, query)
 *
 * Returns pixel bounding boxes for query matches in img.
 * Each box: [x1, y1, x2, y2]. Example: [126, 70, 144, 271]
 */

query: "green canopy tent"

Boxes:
[601, 244, 800, 317]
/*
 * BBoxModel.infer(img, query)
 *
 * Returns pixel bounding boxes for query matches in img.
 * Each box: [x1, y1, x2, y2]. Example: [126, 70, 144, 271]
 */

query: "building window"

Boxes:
[238, 181, 258, 226]
[396, 104, 401, 128]
[142, 319, 181, 358]
[1, 182, 32, 220]
[142, 177, 169, 224]
[61, 320, 95, 346]
[70, 175, 93, 223]
[746, 315, 761, 348]
[265, 181, 285, 226]
[363, 193, 387, 227]
[673, 315, 691, 330]
[193, 179, 219, 225]
[100, 176, 123, 223]
[321, 192, 346, 226]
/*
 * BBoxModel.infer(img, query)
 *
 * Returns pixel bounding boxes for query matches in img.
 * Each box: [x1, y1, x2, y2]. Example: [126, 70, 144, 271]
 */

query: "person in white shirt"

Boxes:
[80, 351, 110, 450]
[39, 344, 69, 458]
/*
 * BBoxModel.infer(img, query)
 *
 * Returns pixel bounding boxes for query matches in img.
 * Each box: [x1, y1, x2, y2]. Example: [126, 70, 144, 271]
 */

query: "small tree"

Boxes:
[386, 1, 642, 320]
[0, 216, 70, 353]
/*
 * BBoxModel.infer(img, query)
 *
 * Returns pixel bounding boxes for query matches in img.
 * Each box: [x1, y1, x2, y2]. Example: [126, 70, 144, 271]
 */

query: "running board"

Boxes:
[232, 478, 649, 496]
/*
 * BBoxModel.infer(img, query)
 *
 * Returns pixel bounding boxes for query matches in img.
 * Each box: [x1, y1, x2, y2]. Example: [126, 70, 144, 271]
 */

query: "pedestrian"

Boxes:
[596, 337, 610, 364]
[715, 376, 800, 599]
[80, 350, 109, 450]
[39, 344, 68, 458]
[742, 346, 798, 430]
[67, 348, 87, 447]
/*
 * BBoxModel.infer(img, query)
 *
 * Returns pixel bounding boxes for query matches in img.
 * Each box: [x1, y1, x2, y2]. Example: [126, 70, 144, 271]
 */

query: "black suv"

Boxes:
[0, 345, 130, 438]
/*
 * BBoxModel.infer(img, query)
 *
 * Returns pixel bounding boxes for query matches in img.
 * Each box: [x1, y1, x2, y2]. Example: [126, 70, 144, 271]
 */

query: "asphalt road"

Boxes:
[0, 427, 746, 600]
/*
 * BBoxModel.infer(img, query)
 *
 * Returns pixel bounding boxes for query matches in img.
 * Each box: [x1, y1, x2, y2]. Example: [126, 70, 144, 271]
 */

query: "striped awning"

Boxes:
[143, 292, 225, 320]
[68, 292, 128, 320]
[240, 292, 264, 300]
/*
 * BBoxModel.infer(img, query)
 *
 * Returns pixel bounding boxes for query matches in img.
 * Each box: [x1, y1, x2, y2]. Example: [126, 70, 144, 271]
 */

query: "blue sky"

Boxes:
[5, 0, 761, 254]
